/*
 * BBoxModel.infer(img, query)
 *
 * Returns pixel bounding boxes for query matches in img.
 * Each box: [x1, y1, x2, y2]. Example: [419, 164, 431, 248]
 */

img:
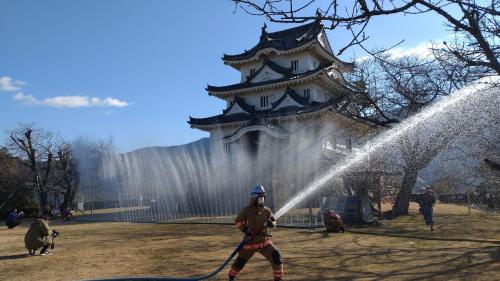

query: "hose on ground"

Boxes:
[85, 238, 247, 281]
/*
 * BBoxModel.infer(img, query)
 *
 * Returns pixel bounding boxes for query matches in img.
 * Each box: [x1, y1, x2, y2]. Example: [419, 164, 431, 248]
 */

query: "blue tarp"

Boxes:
[320, 196, 361, 222]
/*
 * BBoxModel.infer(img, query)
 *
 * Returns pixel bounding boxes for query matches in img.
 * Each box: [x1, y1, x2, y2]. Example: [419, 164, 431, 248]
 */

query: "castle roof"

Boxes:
[188, 100, 335, 131]
[207, 65, 322, 93]
[207, 64, 349, 98]
[222, 21, 353, 71]
[223, 21, 322, 61]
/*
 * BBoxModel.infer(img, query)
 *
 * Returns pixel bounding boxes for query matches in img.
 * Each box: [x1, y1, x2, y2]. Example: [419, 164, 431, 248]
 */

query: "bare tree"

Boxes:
[55, 143, 79, 210]
[343, 52, 478, 123]
[393, 123, 461, 215]
[429, 176, 462, 195]
[339, 50, 494, 216]
[8, 126, 57, 215]
[465, 141, 499, 206]
[0, 148, 37, 214]
[0, 148, 23, 210]
[234, 0, 499, 75]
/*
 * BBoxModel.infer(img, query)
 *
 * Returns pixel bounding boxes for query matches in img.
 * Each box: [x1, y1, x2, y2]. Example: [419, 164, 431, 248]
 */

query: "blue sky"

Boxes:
[0, 1, 450, 152]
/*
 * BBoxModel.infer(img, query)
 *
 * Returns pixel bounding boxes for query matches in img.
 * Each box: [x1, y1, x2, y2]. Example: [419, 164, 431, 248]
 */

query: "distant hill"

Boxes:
[126, 137, 212, 157]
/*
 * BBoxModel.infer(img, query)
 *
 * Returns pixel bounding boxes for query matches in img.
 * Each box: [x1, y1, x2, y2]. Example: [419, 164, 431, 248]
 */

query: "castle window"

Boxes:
[304, 89, 310, 99]
[291, 60, 299, 71]
[250, 68, 256, 76]
[260, 96, 269, 108]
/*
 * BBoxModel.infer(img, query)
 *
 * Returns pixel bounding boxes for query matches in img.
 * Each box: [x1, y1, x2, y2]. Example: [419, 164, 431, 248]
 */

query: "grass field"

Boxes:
[1, 203, 499, 281]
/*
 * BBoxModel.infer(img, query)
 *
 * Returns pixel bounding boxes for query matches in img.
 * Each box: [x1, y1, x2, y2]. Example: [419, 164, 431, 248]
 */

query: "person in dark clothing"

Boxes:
[486, 193, 496, 210]
[6, 208, 23, 229]
[323, 209, 345, 233]
[416, 187, 436, 231]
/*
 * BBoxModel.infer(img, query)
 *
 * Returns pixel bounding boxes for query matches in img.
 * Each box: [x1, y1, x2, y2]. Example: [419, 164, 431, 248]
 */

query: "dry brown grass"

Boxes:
[1, 203, 499, 281]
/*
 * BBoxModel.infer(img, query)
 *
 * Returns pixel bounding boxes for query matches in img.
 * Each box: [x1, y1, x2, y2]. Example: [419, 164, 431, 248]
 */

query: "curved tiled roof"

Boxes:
[206, 64, 327, 93]
[223, 21, 324, 61]
[189, 100, 335, 127]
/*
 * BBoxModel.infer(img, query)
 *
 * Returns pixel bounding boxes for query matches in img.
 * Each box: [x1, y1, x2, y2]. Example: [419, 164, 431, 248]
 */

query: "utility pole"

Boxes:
[91, 184, 94, 215]
[467, 188, 471, 214]
[90, 167, 95, 216]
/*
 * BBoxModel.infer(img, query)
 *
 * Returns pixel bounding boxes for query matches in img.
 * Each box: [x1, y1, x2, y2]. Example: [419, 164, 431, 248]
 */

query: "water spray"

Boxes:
[274, 79, 499, 219]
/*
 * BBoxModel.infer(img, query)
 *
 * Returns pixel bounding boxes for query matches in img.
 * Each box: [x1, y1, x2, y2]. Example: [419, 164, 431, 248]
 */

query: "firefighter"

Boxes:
[24, 214, 55, 256]
[228, 185, 284, 281]
[323, 209, 345, 233]
[416, 187, 436, 231]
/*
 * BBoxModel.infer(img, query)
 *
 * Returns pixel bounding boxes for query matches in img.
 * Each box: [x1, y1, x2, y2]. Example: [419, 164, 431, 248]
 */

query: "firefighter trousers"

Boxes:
[229, 242, 283, 280]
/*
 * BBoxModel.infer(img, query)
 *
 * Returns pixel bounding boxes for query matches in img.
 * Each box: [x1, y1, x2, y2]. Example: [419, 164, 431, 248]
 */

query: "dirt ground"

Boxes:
[1, 203, 499, 281]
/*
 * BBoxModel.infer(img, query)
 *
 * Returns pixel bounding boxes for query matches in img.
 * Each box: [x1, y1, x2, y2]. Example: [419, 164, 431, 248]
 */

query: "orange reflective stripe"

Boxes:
[273, 268, 284, 277]
[242, 239, 272, 250]
[229, 269, 239, 276]
[273, 264, 284, 276]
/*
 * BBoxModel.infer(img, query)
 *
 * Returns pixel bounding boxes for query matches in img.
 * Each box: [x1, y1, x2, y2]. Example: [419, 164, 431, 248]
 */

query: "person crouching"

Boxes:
[24, 214, 56, 256]
[323, 209, 345, 233]
[6, 208, 23, 229]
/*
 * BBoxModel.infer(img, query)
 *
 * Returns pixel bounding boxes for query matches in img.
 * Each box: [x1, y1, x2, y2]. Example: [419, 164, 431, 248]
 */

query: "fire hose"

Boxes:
[85, 236, 247, 281]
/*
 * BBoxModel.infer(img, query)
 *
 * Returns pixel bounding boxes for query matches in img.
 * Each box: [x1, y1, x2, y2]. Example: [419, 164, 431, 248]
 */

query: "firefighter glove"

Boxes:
[241, 225, 250, 235]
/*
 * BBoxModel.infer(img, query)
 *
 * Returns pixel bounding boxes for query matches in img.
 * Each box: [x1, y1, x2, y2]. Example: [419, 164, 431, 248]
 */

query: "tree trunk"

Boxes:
[393, 168, 418, 216]
[39, 190, 49, 215]
[61, 191, 70, 211]
[61, 187, 74, 210]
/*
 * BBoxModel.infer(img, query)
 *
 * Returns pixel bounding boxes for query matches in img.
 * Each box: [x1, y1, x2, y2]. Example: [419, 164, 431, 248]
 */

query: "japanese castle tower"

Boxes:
[188, 21, 378, 208]
[189, 20, 373, 155]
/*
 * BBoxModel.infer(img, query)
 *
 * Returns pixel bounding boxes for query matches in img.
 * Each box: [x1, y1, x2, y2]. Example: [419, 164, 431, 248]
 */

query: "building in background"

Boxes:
[189, 20, 381, 209]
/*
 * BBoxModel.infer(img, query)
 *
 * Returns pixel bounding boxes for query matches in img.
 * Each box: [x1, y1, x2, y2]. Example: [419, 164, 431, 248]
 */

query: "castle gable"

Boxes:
[222, 96, 255, 115]
[271, 88, 309, 111]
[251, 65, 285, 83]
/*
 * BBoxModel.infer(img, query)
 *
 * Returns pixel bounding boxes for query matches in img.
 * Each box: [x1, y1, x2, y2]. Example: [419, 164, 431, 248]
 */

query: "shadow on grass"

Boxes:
[346, 229, 500, 244]
[286, 236, 500, 281]
[0, 254, 28, 261]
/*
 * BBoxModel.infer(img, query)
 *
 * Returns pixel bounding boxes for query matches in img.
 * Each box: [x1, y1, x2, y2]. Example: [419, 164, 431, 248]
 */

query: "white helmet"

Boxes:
[250, 185, 266, 198]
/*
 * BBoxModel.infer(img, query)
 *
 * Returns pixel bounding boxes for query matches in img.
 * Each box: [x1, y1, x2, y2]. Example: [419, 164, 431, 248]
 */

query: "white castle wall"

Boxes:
[209, 110, 373, 148]
[239, 52, 322, 82]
